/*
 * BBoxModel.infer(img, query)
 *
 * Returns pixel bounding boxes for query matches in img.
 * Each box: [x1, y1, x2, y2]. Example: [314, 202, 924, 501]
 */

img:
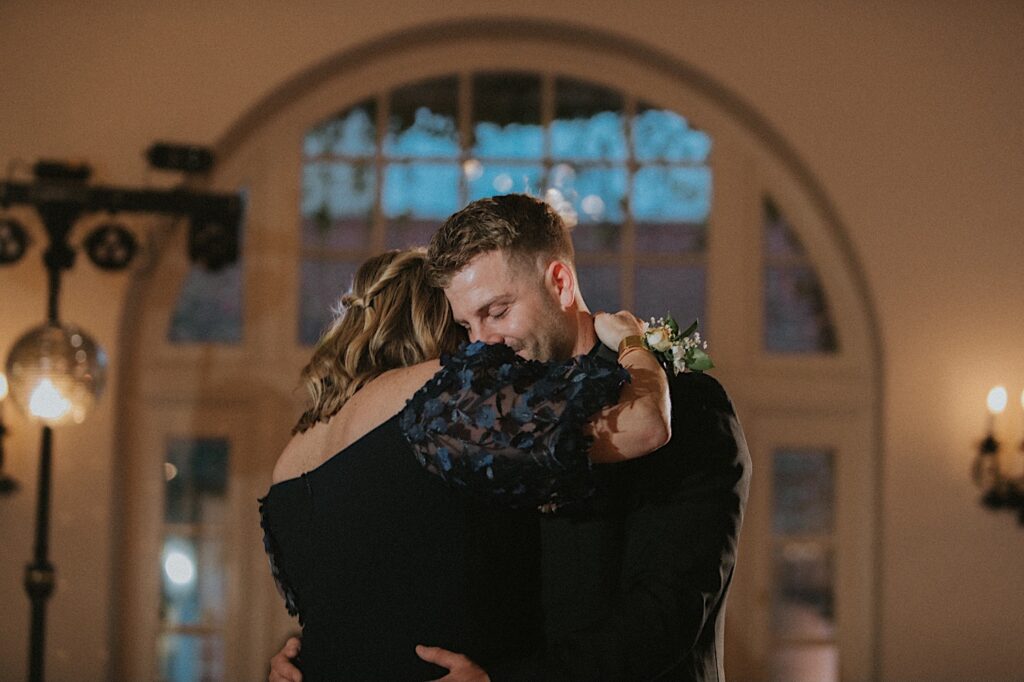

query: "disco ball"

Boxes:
[4, 323, 108, 425]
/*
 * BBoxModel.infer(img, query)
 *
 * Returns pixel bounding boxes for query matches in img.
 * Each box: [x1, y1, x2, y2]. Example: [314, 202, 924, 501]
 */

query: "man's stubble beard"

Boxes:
[528, 291, 576, 362]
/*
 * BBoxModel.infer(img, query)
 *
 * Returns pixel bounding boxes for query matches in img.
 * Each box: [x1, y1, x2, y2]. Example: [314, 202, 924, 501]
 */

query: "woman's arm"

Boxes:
[586, 311, 672, 463]
[401, 312, 671, 510]
[401, 340, 627, 510]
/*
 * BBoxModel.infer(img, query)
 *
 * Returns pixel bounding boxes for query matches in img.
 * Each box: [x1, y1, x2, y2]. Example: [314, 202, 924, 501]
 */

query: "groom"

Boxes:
[270, 194, 750, 681]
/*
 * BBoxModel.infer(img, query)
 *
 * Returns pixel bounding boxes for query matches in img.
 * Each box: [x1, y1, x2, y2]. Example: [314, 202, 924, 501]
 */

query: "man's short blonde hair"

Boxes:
[427, 194, 574, 287]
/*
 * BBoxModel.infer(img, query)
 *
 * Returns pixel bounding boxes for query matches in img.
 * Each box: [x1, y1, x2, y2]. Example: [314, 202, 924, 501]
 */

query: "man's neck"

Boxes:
[571, 310, 597, 357]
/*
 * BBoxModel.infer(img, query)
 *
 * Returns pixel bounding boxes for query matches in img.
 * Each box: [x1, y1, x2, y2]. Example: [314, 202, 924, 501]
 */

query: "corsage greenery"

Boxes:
[643, 315, 714, 375]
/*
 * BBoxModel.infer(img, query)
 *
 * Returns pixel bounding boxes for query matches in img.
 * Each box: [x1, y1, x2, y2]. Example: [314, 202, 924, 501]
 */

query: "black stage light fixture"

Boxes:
[31, 161, 91, 183]
[84, 223, 138, 271]
[0, 155, 243, 682]
[146, 143, 215, 174]
[0, 218, 30, 265]
[188, 210, 240, 271]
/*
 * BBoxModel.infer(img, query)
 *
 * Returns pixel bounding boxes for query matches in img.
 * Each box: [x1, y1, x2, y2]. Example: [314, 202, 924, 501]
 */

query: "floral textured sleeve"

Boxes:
[400, 341, 629, 511]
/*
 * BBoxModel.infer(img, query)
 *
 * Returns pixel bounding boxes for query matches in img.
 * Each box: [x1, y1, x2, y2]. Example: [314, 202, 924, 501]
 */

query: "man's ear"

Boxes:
[546, 260, 576, 309]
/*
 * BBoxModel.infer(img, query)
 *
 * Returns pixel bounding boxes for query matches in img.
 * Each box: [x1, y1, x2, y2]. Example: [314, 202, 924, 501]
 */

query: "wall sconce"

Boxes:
[972, 385, 1024, 523]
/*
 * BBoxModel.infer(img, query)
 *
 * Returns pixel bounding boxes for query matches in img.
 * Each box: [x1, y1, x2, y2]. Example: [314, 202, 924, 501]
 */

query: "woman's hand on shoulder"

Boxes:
[588, 309, 672, 463]
[593, 310, 645, 352]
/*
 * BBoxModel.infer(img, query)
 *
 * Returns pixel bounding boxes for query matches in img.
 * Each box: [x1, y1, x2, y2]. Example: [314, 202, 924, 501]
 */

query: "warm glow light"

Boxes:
[5, 322, 107, 425]
[28, 379, 72, 421]
[462, 158, 483, 181]
[164, 462, 179, 481]
[492, 173, 513, 193]
[581, 194, 606, 217]
[163, 551, 196, 586]
[987, 386, 1008, 415]
[544, 188, 578, 228]
[551, 163, 575, 187]
[0, 372, 8, 401]
[1020, 388, 1024, 411]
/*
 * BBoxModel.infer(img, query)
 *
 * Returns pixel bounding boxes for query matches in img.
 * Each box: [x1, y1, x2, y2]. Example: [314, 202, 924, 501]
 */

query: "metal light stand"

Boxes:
[0, 160, 242, 682]
[0, 405, 18, 494]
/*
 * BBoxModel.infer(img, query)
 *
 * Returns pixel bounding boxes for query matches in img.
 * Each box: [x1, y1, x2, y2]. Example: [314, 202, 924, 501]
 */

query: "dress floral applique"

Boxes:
[258, 495, 303, 623]
[400, 341, 629, 511]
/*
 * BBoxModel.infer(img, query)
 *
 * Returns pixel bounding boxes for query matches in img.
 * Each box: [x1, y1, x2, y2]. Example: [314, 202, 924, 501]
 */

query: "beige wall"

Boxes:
[1, 2, 1022, 680]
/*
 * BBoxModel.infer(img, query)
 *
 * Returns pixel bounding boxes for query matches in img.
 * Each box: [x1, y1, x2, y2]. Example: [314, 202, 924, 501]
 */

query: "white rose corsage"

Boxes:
[643, 315, 714, 375]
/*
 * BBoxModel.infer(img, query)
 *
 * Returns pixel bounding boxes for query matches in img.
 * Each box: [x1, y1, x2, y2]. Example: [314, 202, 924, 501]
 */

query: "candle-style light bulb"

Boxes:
[984, 385, 1008, 439]
[0, 372, 9, 402]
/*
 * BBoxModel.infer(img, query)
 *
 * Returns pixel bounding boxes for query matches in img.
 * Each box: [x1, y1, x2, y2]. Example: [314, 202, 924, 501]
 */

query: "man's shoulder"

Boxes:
[659, 371, 749, 474]
[667, 370, 735, 417]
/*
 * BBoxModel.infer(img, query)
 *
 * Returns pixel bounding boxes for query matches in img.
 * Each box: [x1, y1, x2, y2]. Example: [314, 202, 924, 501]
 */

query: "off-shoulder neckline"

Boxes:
[266, 412, 403, 492]
[266, 344, 616, 494]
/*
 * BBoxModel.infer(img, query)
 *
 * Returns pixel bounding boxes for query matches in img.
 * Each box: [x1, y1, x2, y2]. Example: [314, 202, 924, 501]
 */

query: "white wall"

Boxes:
[1, 2, 1022, 680]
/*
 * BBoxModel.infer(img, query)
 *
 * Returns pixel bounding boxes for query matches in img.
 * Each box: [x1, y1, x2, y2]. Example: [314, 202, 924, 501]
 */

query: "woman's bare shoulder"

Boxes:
[271, 360, 442, 484]
[360, 359, 442, 403]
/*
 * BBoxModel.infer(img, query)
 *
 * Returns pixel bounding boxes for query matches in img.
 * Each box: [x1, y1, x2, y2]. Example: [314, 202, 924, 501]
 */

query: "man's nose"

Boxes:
[470, 323, 502, 345]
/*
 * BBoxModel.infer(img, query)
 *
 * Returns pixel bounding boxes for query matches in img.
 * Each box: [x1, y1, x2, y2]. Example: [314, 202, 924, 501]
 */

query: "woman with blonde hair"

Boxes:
[261, 247, 669, 680]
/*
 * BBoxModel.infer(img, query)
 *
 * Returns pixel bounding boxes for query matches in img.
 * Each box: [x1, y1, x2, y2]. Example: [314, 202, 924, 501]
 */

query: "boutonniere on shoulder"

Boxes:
[643, 314, 714, 375]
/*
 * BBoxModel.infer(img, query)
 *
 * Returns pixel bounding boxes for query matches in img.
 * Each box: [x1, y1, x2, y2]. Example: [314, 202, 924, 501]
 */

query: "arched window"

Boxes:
[296, 74, 712, 344]
[119, 22, 880, 682]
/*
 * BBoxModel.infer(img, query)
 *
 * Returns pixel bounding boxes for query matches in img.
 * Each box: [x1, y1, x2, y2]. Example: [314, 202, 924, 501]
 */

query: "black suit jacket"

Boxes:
[490, 348, 751, 681]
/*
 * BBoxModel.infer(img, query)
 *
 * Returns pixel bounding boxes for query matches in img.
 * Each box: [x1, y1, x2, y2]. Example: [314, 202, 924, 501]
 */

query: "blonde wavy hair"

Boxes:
[293, 248, 465, 434]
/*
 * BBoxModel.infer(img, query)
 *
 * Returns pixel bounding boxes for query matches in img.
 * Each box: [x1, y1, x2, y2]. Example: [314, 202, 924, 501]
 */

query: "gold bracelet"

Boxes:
[617, 334, 646, 356]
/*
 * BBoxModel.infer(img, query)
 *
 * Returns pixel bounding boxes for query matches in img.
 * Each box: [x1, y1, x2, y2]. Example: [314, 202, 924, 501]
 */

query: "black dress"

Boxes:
[259, 342, 627, 681]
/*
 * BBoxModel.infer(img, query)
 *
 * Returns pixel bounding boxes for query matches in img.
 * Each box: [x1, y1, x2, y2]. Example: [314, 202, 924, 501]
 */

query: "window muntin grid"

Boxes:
[298, 73, 712, 345]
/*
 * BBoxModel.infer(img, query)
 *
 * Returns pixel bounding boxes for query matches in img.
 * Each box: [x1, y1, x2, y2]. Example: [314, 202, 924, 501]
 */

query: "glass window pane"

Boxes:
[764, 197, 805, 257]
[161, 535, 201, 626]
[160, 533, 226, 627]
[772, 644, 838, 682]
[383, 162, 460, 221]
[773, 542, 836, 640]
[552, 78, 626, 161]
[633, 104, 712, 163]
[160, 438, 228, 643]
[158, 633, 225, 682]
[546, 164, 627, 253]
[164, 439, 229, 525]
[387, 218, 440, 250]
[634, 266, 705, 330]
[169, 194, 246, 344]
[385, 77, 459, 158]
[472, 73, 543, 159]
[304, 101, 377, 158]
[633, 166, 712, 224]
[636, 222, 706, 254]
[765, 266, 839, 353]
[168, 259, 244, 344]
[773, 449, 834, 535]
[576, 264, 620, 314]
[299, 259, 359, 346]
[570, 220, 622, 254]
[558, 165, 629, 222]
[467, 163, 544, 201]
[301, 161, 375, 250]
